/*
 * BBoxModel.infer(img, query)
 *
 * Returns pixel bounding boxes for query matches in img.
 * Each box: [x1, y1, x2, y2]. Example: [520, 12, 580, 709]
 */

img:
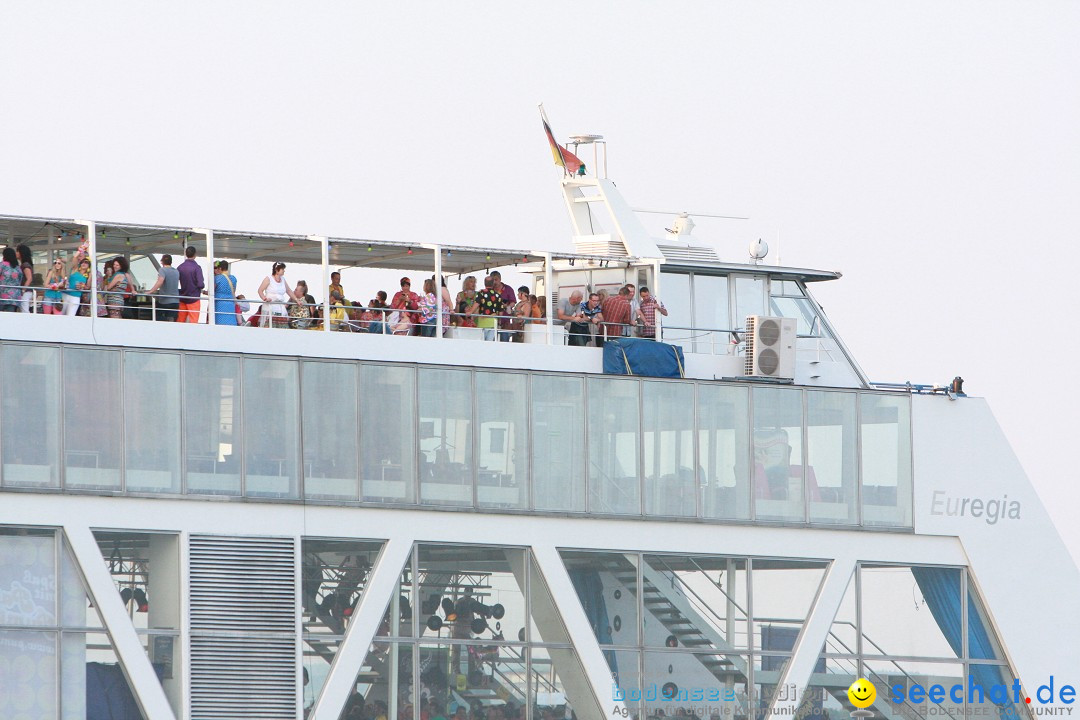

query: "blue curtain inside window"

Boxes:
[912, 567, 1018, 720]
[569, 569, 619, 678]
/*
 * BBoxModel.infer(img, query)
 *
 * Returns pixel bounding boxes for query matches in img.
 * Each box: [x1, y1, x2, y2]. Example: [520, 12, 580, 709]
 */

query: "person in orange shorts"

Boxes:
[176, 245, 204, 323]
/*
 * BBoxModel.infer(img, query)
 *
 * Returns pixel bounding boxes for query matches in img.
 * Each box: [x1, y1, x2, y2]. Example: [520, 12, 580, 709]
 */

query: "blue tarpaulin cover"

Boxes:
[602, 338, 685, 378]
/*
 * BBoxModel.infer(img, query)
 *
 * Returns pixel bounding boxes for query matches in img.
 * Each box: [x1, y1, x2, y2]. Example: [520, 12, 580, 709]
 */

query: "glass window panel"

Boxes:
[416, 642, 526, 715]
[1, 344, 60, 487]
[360, 364, 416, 504]
[644, 651, 749, 717]
[806, 391, 858, 525]
[769, 280, 805, 297]
[62, 632, 153, 720]
[691, 274, 730, 354]
[301, 539, 383, 638]
[476, 371, 528, 510]
[768, 296, 817, 336]
[63, 347, 122, 490]
[643, 381, 696, 517]
[963, 663, 1031, 720]
[336, 642, 413, 720]
[698, 384, 751, 521]
[531, 647, 600, 720]
[91, 532, 181, 663]
[642, 555, 749, 652]
[608, 649, 642, 720]
[658, 271, 691, 353]
[124, 352, 181, 493]
[967, 575, 1004, 660]
[0, 630, 57, 718]
[302, 361, 359, 500]
[734, 275, 765, 329]
[560, 551, 639, 647]
[417, 545, 527, 645]
[860, 394, 913, 527]
[751, 560, 826, 652]
[752, 387, 804, 522]
[0, 531, 57, 626]
[303, 636, 339, 717]
[800, 657, 859, 720]
[865, 659, 967, 720]
[752, 654, 791, 719]
[532, 375, 586, 513]
[861, 565, 961, 658]
[184, 354, 241, 495]
[418, 368, 473, 507]
[588, 377, 641, 515]
[243, 357, 300, 498]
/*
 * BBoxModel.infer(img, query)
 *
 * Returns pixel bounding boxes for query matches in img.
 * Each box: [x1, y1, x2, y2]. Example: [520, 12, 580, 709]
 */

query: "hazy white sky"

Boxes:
[2, 2, 1078, 559]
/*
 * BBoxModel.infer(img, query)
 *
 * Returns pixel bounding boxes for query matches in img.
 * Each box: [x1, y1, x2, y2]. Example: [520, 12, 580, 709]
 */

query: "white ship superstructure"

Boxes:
[0, 133, 1076, 720]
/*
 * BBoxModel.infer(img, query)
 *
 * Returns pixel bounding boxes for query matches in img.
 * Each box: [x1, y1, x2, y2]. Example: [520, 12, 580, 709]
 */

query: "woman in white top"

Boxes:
[258, 262, 299, 328]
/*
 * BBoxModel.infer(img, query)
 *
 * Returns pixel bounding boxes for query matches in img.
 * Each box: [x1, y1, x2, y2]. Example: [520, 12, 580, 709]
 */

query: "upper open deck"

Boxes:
[0, 208, 863, 388]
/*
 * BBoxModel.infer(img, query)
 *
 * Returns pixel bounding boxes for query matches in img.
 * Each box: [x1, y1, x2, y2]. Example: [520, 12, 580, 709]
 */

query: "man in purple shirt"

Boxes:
[177, 245, 205, 323]
[491, 271, 517, 342]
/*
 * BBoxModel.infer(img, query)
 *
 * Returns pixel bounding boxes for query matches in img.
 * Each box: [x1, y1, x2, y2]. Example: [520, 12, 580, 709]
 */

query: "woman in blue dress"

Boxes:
[213, 260, 239, 326]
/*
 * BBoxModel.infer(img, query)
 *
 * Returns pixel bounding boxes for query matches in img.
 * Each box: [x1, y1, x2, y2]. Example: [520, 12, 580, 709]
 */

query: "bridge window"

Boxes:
[244, 357, 300, 499]
[184, 354, 242, 495]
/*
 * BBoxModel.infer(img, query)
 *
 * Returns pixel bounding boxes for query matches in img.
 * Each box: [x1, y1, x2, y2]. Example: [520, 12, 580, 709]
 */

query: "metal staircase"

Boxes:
[602, 557, 751, 685]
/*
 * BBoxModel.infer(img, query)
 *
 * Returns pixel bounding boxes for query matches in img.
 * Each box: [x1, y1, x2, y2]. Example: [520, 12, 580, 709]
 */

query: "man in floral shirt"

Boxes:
[474, 274, 505, 341]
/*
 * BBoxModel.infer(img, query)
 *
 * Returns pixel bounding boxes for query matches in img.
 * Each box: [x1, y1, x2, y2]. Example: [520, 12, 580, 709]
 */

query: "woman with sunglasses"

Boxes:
[42, 257, 68, 314]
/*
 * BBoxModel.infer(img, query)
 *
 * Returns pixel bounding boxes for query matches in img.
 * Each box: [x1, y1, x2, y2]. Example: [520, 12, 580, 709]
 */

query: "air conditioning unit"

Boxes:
[744, 316, 797, 379]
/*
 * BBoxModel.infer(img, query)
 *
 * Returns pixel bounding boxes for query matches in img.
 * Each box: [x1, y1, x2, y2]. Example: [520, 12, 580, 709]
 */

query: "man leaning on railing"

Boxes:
[601, 286, 632, 339]
[557, 290, 589, 347]
[146, 254, 181, 322]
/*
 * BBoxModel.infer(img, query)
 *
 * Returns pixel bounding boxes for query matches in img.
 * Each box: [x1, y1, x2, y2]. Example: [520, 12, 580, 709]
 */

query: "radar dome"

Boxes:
[749, 238, 769, 260]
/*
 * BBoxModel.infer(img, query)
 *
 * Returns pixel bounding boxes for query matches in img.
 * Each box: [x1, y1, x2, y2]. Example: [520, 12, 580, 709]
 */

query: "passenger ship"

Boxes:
[0, 131, 1076, 720]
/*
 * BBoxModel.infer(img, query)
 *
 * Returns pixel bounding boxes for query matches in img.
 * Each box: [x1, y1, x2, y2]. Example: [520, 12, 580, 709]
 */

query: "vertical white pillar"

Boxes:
[434, 245, 443, 340]
[81, 220, 98, 320]
[204, 229, 215, 325]
[652, 260, 662, 341]
[311, 235, 330, 332]
[543, 252, 554, 346]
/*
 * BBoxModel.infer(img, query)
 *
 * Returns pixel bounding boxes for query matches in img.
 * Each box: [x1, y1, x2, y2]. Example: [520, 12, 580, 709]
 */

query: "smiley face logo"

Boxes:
[847, 678, 876, 709]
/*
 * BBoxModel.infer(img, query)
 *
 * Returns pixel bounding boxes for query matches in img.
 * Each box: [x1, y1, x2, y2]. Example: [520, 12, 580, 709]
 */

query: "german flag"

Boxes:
[541, 108, 585, 176]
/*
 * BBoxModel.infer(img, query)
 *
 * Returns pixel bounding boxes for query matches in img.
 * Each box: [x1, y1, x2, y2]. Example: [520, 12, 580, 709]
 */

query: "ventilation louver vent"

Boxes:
[189, 535, 296, 720]
[656, 244, 720, 262]
[573, 239, 628, 257]
[744, 315, 797, 379]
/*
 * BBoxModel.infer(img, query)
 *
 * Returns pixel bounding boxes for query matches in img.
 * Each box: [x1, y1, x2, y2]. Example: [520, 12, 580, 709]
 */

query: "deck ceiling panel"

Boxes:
[0, 213, 640, 274]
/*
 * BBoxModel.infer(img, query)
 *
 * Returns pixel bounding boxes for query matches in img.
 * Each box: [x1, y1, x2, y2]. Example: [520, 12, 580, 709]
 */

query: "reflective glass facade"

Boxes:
[0, 523, 1028, 720]
[0, 341, 914, 529]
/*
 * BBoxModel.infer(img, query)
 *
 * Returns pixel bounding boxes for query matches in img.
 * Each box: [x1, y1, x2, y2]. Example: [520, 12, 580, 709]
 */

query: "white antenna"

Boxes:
[776, 229, 782, 266]
[633, 208, 748, 220]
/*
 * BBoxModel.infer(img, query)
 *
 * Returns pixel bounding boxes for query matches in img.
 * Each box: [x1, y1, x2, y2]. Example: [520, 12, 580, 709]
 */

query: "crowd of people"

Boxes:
[1, 246, 668, 342]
